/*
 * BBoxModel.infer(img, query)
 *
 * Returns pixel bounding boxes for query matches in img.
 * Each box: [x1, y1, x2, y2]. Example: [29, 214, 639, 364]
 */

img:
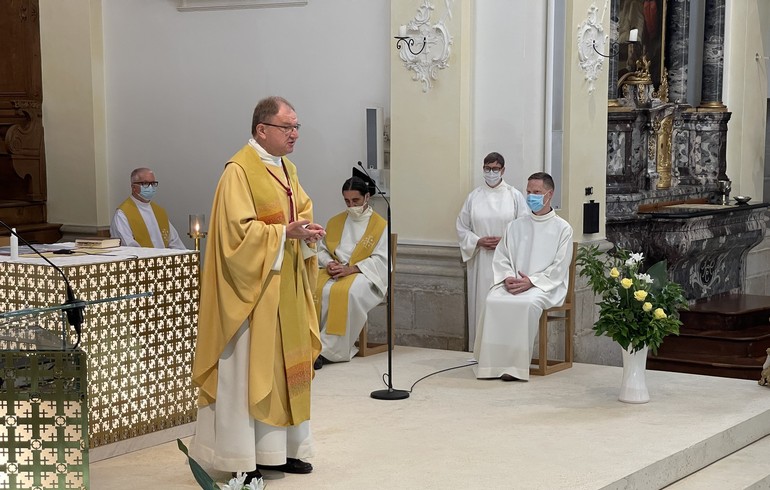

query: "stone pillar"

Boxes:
[699, 0, 727, 109]
[665, 0, 690, 104]
[607, 0, 620, 106]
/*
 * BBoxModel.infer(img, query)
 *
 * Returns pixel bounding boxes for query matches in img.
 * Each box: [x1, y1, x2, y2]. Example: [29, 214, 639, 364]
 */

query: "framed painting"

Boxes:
[616, 0, 667, 89]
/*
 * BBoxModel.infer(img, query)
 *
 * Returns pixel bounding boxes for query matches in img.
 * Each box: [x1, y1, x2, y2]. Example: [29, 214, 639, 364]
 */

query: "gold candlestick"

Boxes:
[188, 214, 207, 251]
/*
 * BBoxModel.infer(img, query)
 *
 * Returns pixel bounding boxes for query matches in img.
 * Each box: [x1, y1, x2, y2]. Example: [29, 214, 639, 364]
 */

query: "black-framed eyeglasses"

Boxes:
[483, 166, 502, 173]
[260, 122, 301, 134]
[132, 181, 159, 188]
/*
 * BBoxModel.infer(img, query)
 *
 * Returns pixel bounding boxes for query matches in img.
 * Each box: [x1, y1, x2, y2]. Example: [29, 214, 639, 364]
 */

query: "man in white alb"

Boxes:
[110, 168, 186, 249]
[457, 152, 528, 350]
[473, 172, 573, 382]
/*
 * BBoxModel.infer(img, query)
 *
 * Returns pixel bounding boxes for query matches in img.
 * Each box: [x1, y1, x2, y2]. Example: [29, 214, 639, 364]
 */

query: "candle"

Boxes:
[629, 28, 638, 43]
[10, 228, 18, 260]
[399, 25, 406, 37]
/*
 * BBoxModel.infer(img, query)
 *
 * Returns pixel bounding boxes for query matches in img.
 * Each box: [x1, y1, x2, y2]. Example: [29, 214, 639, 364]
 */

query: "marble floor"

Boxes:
[90, 346, 770, 489]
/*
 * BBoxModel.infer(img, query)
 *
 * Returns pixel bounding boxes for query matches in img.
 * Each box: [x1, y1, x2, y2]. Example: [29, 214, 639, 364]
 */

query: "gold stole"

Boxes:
[315, 211, 386, 336]
[118, 198, 170, 247]
[229, 147, 316, 423]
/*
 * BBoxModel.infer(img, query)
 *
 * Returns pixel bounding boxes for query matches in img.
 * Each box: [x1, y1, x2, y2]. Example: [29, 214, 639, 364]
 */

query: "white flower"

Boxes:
[222, 474, 247, 490]
[635, 273, 653, 284]
[221, 474, 266, 490]
[246, 478, 266, 490]
[625, 252, 644, 266]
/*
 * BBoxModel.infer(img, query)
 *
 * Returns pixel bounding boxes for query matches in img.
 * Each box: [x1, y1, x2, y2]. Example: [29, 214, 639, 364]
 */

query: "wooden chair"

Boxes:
[357, 233, 397, 357]
[530, 241, 578, 376]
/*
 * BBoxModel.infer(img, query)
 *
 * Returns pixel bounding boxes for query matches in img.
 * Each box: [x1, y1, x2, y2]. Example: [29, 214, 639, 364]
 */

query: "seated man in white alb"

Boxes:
[314, 174, 388, 369]
[473, 172, 573, 382]
[110, 167, 186, 249]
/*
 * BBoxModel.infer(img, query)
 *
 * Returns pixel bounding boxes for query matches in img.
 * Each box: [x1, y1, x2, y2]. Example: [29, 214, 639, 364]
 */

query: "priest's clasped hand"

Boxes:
[477, 236, 501, 250]
[504, 272, 533, 295]
[287, 219, 325, 243]
[326, 260, 359, 280]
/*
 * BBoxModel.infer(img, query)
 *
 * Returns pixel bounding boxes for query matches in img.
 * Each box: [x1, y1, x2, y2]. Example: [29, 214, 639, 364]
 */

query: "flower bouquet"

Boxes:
[178, 439, 266, 490]
[576, 245, 688, 354]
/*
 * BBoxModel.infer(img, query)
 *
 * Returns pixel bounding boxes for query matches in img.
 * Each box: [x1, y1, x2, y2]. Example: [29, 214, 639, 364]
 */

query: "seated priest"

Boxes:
[313, 174, 388, 369]
[110, 167, 187, 249]
[473, 172, 573, 382]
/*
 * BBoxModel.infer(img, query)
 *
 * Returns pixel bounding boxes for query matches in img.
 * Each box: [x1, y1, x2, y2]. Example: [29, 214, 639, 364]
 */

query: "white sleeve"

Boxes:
[456, 192, 480, 262]
[167, 223, 188, 250]
[271, 226, 287, 271]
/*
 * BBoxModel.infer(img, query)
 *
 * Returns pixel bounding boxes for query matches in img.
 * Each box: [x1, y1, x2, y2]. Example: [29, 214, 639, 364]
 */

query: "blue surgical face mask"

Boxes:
[527, 193, 545, 212]
[138, 185, 157, 201]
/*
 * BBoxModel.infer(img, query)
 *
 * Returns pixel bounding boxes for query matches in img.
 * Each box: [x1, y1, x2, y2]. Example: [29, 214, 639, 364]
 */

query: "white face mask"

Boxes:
[484, 171, 502, 186]
[346, 200, 369, 218]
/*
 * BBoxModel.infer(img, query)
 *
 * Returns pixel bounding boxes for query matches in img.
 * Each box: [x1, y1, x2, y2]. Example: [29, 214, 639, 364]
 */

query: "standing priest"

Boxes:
[473, 172, 573, 382]
[190, 96, 325, 484]
[456, 152, 528, 350]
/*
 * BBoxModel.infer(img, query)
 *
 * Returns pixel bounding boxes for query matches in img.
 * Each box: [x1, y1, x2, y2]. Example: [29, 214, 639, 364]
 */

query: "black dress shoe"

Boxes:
[258, 458, 313, 474]
[313, 356, 323, 370]
[232, 468, 263, 483]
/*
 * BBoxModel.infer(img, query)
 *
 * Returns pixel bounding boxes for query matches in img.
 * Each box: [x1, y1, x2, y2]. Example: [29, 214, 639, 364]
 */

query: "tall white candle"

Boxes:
[10, 228, 18, 260]
[629, 28, 638, 43]
[399, 25, 407, 37]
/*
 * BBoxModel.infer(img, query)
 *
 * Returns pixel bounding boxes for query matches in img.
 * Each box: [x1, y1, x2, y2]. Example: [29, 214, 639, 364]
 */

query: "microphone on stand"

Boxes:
[356, 161, 409, 400]
[0, 220, 85, 349]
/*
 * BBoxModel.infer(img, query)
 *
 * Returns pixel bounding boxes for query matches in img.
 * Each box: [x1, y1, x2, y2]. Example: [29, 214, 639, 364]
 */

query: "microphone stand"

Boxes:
[0, 221, 85, 349]
[357, 162, 409, 400]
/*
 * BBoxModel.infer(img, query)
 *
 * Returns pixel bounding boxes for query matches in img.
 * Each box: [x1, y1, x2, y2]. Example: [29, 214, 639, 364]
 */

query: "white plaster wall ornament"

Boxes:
[397, 0, 453, 93]
[576, 2, 609, 95]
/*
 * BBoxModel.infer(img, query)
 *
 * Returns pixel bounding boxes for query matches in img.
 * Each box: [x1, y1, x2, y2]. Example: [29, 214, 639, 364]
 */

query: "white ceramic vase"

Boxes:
[619, 345, 650, 404]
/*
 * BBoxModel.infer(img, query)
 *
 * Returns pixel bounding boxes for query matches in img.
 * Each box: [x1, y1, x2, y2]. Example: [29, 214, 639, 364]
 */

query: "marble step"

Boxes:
[680, 294, 770, 331]
[664, 435, 770, 489]
[658, 325, 770, 358]
[648, 352, 764, 380]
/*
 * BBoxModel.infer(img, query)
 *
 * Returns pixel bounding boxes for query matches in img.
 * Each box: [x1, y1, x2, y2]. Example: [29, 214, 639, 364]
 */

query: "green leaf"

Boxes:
[177, 438, 219, 490]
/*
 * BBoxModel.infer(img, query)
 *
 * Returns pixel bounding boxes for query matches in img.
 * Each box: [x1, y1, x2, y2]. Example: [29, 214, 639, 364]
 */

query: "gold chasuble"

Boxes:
[117, 198, 171, 247]
[192, 145, 320, 427]
[314, 211, 386, 335]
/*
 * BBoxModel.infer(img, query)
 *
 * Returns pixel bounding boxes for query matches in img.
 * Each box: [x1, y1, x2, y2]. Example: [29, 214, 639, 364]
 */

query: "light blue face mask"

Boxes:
[527, 193, 545, 212]
[138, 185, 157, 201]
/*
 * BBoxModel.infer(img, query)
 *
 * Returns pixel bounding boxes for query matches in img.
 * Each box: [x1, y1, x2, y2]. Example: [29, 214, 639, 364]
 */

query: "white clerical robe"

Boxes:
[473, 209, 573, 381]
[110, 196, 187, 250]
[317, 208, 388, 362]
[456, 181, 528, 350]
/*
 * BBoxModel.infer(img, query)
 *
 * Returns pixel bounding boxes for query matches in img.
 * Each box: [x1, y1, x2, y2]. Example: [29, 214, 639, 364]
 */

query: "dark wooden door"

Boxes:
[0, 0, 61, 243]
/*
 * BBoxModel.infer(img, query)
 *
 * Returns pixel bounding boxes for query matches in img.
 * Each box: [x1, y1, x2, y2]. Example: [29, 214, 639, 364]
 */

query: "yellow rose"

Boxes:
[653, 308, 667, 319]
[620, 278, 633, 289]
[642, 302, 652, 312]
[633, 290, 648, 301]
[609, 267, 620, 278]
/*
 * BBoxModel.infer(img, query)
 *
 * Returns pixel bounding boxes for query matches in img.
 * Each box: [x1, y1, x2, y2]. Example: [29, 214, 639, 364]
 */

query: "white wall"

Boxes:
[97, 0, 390, 244]
[472, 1, 547, 191]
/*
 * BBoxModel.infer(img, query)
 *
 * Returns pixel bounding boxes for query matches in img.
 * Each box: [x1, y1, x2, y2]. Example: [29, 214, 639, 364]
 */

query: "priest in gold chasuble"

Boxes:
[190, 97, 325, 480]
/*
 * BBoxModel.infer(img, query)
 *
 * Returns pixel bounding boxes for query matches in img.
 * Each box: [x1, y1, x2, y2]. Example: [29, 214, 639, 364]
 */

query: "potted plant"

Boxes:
[576, 245, 688, 403]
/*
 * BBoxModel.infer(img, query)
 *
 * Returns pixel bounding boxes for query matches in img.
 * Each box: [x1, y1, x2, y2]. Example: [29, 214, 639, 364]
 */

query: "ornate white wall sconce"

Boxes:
[576, 2, 609, 95]
[394, 0, 453, 93]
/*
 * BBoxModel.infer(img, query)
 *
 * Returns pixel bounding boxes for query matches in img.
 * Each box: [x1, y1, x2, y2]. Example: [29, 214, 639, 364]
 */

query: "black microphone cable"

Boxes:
[0, 221, 84, 349]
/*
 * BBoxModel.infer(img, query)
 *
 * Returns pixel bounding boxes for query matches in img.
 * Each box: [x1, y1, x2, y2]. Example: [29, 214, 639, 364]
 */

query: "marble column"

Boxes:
[607, 0, 620, 106]
[699, 0, 726, 109]
[665, 0, 690, 104]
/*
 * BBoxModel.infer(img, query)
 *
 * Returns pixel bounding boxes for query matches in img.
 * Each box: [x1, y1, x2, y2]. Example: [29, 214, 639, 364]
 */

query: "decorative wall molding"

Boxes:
[576, 2, 608, 95]
[396, 0, 453, 93]
[176, 0, 307, 12]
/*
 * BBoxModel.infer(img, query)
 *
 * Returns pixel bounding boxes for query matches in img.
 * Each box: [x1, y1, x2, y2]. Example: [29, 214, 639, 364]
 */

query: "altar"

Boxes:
[0, 246, 199, 449]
